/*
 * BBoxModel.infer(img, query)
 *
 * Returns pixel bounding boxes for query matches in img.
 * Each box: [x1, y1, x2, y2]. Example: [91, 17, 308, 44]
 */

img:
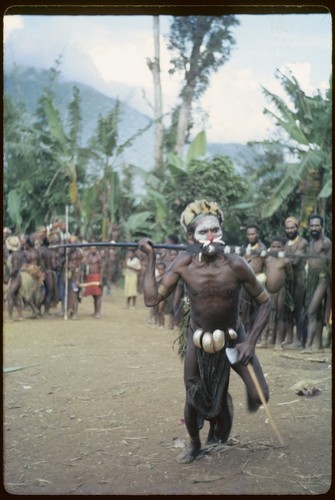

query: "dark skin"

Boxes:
[139, 214, 271, 463]
[304, 217, 332, 350]
[244, 227, 266, 274]
[283, 223, 308, 346]
[67, 247, 83, 319]
[241, 226, 267, 336]
[6, 249, 24, 320]
[39, 242, 58, 315]
[265, 240, 293, 294]
[264, 240, 293, 346]
[23, 238, 40, 266]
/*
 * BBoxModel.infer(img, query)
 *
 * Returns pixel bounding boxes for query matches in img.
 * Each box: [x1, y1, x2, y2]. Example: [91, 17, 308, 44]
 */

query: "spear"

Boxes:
[49, 241, 190, 251]
[48, 240, 325, 260]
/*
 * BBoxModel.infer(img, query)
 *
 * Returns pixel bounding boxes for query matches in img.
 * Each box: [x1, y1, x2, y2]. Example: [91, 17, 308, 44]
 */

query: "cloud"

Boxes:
[201, 64, 276, 143]
[91, 42, 153, 87]
[3, 14, 24, 41]
[280, 62, 326, 96]
[4, 14, 331, 145]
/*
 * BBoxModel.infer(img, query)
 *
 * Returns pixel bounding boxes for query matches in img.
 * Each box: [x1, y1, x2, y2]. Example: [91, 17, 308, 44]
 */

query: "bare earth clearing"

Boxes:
[3, 288, 332, 495]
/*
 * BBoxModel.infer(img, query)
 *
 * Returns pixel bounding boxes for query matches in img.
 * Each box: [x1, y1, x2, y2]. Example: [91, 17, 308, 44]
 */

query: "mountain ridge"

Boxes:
[4, 65, 256, 172]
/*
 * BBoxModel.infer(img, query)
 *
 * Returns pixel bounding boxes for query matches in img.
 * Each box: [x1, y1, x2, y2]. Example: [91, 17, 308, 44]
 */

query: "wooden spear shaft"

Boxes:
[246, 363, 284, 445]
[49, 241, 189, 251]
[49, 240, 325, 260]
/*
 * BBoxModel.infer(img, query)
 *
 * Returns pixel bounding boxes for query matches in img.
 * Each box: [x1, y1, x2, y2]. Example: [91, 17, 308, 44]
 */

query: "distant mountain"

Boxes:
[4, 65, 155, 172]
[4, 65, 256, 174]
[207, 142, 258, 172]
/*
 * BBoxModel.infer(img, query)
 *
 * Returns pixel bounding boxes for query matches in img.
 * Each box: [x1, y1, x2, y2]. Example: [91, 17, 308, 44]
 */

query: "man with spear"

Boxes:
[139, 199, 272, 463]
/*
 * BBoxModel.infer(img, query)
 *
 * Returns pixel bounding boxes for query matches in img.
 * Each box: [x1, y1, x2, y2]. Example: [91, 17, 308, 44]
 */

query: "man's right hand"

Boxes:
[138, 238, 154, 255]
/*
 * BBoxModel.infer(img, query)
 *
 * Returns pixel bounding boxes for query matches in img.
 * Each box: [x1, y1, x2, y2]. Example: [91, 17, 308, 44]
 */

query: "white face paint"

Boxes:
[193, 215, 223, 243]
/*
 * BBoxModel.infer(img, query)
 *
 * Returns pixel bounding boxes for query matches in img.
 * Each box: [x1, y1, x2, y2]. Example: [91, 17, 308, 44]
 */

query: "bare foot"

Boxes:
[301, 347, 313, 354]
[176, 441, 201, 464]
[282, 341, 301, 350]
[257, 341, 268, 349]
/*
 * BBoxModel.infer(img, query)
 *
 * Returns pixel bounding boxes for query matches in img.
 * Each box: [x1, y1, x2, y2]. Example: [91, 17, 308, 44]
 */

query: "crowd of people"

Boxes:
[3, 203, 332, 464]
[239, 216, 332, 353]
[3, 221, 120, 321]
[3, 212, 331, 354]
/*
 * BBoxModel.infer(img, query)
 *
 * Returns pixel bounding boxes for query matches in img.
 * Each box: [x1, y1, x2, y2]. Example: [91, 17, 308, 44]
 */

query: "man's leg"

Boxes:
[294, 282, 306, 346]
[176, 401, 201, 464]
[305, 278, 327, 350]
[176, 332, 201, 464]
[94, 295, 102, 317]
[7, 276, 21, 320]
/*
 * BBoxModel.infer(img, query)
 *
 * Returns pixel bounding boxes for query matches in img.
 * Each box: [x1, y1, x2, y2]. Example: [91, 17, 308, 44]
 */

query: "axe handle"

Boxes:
[247, 363, 284, 445]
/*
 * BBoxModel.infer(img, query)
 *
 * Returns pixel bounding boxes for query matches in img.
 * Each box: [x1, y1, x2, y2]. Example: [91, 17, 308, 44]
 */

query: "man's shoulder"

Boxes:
[297, 236, 308, 246]
[225, 252, 249, 269]
[287, 236, 308, 250]
[171, 252, 193, 268]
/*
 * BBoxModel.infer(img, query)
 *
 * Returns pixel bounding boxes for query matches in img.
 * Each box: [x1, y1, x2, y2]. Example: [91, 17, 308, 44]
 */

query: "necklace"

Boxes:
[287, 235, 300, 246]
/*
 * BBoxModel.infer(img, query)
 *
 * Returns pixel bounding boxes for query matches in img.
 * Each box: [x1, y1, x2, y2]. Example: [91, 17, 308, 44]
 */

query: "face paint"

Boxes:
[193, 215, 223, 243]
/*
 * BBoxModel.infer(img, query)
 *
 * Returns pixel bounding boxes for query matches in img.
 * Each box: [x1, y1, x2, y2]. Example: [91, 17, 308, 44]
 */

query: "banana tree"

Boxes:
[88, 100, 155, 240]
[259, 70, 332, 227]
[39, 86, 88, 228]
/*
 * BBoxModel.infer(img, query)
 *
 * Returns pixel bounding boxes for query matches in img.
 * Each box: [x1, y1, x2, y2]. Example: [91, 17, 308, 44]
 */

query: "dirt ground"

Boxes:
[2, 287, 332, 496]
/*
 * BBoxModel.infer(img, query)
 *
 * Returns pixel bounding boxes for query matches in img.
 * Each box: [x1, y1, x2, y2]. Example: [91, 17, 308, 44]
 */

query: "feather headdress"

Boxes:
[180, 199, 224, 232]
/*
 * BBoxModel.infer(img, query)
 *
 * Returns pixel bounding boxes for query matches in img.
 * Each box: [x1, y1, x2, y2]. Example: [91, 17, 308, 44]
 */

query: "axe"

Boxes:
[226, 347, 284, 445]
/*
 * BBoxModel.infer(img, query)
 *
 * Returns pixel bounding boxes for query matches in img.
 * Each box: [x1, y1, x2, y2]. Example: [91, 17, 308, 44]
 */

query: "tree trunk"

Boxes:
[175, 86, 194, 158]
[174, 25, 203, 158]
[152, 16, 164, 176]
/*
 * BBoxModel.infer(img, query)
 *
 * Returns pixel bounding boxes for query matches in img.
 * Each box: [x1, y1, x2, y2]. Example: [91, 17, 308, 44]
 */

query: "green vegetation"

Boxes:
[4, 50, 331, 244]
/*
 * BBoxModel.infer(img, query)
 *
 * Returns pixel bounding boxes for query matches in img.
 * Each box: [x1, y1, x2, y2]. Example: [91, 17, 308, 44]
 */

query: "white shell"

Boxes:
[193, 328, 204, 348]
[257, 273, 267, 285]
[212, 329, 225, 352]
[227, 328, 238, 340]
[202, 332, 215, 353]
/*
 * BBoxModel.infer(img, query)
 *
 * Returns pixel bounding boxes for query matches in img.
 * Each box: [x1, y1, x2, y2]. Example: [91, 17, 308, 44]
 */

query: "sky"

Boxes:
[3, 11, 332, 144]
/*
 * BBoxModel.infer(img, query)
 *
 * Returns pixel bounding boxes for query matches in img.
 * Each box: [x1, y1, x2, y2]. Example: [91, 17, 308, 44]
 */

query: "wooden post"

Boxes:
[64, 205, 69, 320]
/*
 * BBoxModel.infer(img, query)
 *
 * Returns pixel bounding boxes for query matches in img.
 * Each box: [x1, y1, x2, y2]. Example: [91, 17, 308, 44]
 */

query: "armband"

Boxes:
[255, 290, 270, 305]
[158, 283, 168, 299]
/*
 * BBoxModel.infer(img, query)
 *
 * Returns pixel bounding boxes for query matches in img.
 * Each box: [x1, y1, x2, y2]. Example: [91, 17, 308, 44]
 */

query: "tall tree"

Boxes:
[167, 15, 239, 157]
[147, 16, 164, 175]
